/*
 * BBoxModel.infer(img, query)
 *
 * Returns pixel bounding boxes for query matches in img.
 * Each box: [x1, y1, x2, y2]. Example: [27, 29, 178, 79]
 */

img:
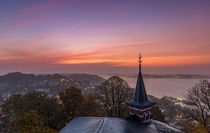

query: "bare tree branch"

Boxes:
[183, 80, 210, 131]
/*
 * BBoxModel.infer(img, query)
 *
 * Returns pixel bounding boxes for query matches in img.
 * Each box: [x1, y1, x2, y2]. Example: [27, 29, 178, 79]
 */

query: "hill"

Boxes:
[0, 72, 105, 100]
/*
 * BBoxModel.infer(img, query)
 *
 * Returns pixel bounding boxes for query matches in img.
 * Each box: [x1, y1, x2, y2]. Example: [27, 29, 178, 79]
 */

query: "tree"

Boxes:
[59, 86, 104, 120]
[1, 92, 67, 132]
[59, 86, 83, 121]
[96, 76, 133, 117]
[151, 106, 165, 122]
[181, 119, 208, 133]
[183, 80, 210, 132]
[79, 94, 103, 117]
[10, 110, 57, 133]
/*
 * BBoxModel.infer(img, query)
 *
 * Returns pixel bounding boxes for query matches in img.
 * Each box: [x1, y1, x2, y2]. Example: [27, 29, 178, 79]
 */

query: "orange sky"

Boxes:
[0, 0, 210, 74]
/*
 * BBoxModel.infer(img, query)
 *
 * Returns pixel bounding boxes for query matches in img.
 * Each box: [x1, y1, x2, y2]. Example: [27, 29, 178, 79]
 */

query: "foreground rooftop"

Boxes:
[60, 117, 183, 133]
[60, 117, 159, 133]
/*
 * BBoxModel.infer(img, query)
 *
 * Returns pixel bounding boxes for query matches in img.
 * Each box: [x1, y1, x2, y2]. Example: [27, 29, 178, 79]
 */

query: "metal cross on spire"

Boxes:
[139, 53, 142, 72]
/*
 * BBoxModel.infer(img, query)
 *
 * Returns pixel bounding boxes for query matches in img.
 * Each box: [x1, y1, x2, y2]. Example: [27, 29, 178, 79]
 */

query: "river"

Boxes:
[100, 75, 209, 99]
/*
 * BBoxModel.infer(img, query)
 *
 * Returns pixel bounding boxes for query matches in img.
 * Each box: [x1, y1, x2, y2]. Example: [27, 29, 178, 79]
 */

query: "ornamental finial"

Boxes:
[139, 53, 142, 72]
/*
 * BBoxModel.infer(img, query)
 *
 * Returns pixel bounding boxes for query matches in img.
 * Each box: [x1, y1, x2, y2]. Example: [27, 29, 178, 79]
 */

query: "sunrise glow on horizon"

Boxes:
[0, 0, 210, 74]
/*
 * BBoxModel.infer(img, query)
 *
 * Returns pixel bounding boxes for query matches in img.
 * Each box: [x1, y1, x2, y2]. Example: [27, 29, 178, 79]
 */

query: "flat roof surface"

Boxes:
[60, 117, 159, 133]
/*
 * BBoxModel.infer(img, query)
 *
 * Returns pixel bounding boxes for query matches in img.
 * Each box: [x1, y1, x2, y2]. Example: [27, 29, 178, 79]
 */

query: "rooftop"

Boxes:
[60, 117, 159, 133]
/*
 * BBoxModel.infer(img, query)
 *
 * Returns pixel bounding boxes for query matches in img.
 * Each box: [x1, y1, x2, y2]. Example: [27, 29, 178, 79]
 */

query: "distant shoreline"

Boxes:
[1, 72, 210, 79]
[100, 74, 210, 79]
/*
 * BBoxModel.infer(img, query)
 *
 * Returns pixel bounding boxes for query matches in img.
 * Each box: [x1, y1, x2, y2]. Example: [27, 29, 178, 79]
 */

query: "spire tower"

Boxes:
[126, 53, 156, 123]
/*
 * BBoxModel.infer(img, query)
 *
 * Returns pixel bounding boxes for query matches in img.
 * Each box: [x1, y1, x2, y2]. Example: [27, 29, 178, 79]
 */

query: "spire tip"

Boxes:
[138, 53, 142, 64]
[138, 53, 142, 71]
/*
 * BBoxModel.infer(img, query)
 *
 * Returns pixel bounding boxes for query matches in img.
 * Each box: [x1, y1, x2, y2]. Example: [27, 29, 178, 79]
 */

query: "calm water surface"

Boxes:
[100, 75, 209, 99]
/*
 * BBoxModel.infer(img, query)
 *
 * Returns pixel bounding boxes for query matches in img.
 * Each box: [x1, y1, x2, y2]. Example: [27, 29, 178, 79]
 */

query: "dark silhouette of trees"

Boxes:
[151, 106, 165, 122]
[181, 119, 208, 133]
[10, 110, 57, 133]
[1, 86, 105, 133]
[79, 94, 103, 117]
[59, 86, 83, 121]
[1, 92, 67, 132]
[96, 76, 133, 117]
[183, 80, 210, 132]
[59, 86, 104, 121]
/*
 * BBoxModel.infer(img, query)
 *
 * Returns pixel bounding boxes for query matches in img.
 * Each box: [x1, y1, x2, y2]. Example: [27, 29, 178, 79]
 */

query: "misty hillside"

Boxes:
[0, 72, 105, 98]
[63, 73, 105, 87]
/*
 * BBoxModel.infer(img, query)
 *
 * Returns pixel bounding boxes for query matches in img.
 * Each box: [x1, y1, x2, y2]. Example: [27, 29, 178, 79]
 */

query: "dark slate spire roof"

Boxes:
[126, 54, 156, 108]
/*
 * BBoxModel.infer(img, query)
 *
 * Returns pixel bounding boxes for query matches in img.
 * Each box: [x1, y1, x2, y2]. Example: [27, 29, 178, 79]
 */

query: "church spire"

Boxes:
[134, 53, 148, 103]
[125, 53, 156, 122]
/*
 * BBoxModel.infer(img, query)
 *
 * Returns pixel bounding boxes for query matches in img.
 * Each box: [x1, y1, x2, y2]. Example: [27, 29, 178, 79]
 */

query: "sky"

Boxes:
[0, 0, 210, 75]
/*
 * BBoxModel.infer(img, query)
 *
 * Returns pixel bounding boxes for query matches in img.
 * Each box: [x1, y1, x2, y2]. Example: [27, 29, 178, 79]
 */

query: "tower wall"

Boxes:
[130, 106, 152, 123]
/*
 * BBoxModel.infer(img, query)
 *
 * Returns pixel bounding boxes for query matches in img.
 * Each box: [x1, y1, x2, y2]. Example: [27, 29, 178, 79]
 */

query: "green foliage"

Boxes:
[1, 92, 67, 131]
[59, 86, 83, 121]
[10, 110, 57, 133]
[59, 86, 103, 121]
[151, 105, 165, 122]
[1, 86, 105, 132]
